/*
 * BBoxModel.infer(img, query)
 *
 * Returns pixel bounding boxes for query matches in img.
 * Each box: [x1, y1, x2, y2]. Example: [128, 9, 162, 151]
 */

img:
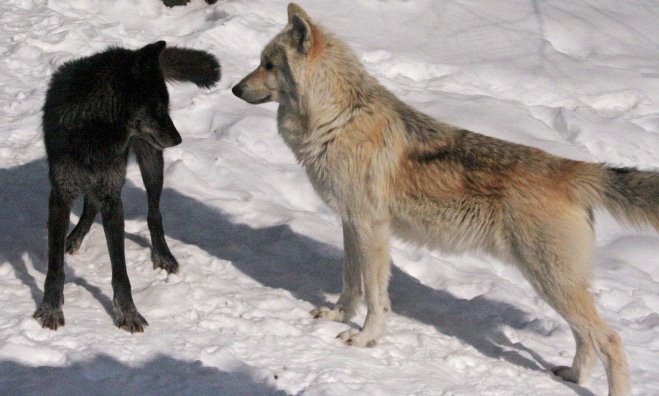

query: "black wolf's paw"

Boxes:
[152, 251, 179, 274]
[33, 304, 65, 330]
[162, 0, 190, 7]
[114, 307, 149, 333]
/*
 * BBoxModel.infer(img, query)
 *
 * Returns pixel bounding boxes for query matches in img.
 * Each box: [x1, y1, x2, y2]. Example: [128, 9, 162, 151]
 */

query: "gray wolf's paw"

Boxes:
[311, 306, 345, 322]
[337, 328, 378, 348]
[152, 251, 179, 274]
[33, 304, 65, 330]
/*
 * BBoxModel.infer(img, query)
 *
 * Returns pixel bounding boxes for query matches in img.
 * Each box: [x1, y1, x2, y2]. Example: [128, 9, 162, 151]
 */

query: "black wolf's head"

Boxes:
[129, 41, 182, 150]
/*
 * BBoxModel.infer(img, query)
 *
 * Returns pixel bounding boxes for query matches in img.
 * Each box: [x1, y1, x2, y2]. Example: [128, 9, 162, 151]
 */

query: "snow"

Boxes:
[1, 0, 657, 395]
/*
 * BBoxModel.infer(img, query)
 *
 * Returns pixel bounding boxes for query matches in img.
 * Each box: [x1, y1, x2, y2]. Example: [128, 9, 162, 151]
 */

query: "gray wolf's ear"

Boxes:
[287, 3, 311, 23]
[290, 12, 313, 55]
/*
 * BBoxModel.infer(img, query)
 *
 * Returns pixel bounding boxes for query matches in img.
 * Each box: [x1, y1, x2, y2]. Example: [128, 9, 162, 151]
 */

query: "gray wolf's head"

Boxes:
[232, 3, 318, 106]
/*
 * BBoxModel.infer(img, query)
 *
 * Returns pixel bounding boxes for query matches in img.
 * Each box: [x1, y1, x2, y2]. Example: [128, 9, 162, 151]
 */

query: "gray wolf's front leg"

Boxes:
[312, 219, 364, 322]
[313, 217, 392, 347]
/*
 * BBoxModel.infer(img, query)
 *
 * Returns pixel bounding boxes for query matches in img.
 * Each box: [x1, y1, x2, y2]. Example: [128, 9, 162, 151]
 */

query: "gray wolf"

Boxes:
[35, 41, 220, 333]
[232, 3, 659, 395]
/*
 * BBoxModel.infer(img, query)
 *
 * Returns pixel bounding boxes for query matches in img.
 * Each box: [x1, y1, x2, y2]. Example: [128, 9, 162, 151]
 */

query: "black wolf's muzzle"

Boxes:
[139, 116, 182, 150]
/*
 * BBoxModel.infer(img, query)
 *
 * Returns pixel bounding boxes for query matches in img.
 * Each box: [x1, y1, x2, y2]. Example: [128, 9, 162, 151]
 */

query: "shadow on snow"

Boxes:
[0, 159, 593, 396]
[0, 354, 285, 396]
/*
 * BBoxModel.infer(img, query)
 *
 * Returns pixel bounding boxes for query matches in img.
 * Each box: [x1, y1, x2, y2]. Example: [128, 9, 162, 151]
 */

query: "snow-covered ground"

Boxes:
[1, 1, 658, 395]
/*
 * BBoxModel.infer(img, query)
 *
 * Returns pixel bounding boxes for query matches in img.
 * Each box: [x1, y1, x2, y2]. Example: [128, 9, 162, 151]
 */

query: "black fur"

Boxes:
[34, 41, 220, 332]
[160, 46, 221, 89]
[162, 0, 217, 7]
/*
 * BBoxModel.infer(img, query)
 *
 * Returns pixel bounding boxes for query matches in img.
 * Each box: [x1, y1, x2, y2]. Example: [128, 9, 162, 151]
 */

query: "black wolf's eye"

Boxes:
[264, 61, 275, 71]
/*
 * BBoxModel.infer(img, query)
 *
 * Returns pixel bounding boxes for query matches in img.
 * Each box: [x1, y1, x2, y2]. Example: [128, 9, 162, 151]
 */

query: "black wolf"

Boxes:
[163, 0, 217, 7]
[34, 41, 220, 333]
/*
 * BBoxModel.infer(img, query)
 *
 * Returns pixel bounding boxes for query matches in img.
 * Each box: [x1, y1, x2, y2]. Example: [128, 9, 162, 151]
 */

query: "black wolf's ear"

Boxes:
[289, 12, 313, 55]
[135, 41, 167, 71]
[140, 41, 167, 59]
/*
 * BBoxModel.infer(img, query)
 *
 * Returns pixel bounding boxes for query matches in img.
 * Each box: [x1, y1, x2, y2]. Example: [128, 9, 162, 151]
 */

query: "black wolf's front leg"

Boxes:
[133, 139, 179, 274]
[100, 193, 148, 333]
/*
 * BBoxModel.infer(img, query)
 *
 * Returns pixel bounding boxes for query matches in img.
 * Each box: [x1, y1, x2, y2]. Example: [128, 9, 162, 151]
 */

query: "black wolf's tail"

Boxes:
[159, 47, 221, 88]
[600, 167, 659, 230]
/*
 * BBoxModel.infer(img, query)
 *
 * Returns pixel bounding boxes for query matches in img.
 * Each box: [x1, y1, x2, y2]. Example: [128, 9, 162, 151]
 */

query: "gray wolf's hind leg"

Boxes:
[548, 285, 629, 396]
[512, 213, 630, 396]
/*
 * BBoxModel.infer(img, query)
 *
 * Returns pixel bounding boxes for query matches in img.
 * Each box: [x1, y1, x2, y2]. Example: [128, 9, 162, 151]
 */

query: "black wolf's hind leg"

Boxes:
[65, 194, 98, 254]
[34, 189, 72, 330]
[99, 192, 148, 333]
[133, 139, 179, 274]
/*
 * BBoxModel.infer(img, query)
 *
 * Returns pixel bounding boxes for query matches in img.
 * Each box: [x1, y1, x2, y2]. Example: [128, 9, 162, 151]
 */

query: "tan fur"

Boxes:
[233, 4, 659, 395]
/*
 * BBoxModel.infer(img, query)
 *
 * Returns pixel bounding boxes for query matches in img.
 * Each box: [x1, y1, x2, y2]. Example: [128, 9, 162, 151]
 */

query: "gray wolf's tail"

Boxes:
[600, 167, 659, 230]
[160, 47, 221, 88]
